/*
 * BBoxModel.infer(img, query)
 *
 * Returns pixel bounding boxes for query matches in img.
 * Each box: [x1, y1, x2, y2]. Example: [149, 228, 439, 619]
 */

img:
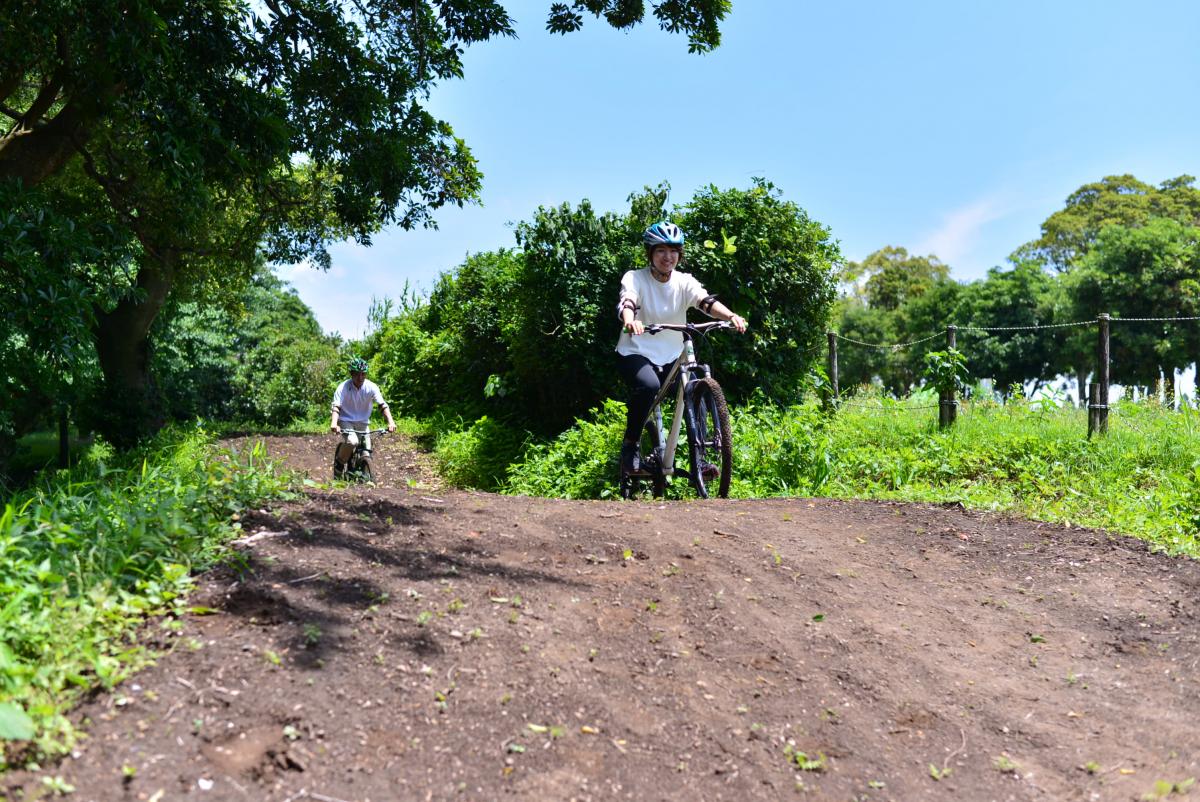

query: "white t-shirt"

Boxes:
[331, 379, 388, 424]
[615, 267, 710, 366]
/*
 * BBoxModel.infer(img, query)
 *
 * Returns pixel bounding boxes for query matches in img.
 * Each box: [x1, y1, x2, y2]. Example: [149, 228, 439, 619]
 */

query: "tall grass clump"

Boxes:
[0, 427, 295, 769]
[736, 391, 1200, 555]
[498, 388, 1200, 556]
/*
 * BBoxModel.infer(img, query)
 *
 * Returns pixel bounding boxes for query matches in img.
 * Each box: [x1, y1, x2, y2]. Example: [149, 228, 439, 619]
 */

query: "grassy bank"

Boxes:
[458, 393, 1200, 557]
[0, 428, 295, 768]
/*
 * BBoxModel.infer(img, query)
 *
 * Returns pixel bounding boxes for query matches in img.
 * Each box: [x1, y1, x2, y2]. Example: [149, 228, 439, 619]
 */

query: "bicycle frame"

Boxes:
[635, 322, 726, 482]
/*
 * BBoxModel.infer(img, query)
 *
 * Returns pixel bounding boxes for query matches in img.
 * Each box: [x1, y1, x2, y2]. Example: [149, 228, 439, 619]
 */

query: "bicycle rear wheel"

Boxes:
[686, 377, 732, 499]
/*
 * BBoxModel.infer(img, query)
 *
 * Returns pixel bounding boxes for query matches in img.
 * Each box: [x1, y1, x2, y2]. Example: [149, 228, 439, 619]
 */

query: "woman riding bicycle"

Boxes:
[616, 221, 747, 474]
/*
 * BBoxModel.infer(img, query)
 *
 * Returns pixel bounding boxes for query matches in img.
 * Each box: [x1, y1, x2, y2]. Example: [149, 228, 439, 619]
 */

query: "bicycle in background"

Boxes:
[334, 428, 388, 482]
[620, 321, 733, 500]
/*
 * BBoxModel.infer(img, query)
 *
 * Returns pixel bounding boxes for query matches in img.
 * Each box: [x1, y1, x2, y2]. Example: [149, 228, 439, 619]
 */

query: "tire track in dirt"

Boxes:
[5, 434, 1199, 802]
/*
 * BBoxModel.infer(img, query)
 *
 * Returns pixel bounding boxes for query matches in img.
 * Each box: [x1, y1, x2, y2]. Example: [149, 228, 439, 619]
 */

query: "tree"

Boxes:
[151, 268, 340, 424]
[1014, 174, 1200, 271]
[1, 0, 731, 443]
[833, 246, 954, 395]
[680, 180, 840, 403]
[842, 246, 950, 311]
[1062, 219, 1200, 387]
[954, 262, 1066, 396]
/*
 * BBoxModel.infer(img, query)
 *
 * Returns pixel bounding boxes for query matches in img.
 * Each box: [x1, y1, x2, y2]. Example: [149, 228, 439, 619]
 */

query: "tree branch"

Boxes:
[19, 69, 66, 130]
[0, 80, 123, 187]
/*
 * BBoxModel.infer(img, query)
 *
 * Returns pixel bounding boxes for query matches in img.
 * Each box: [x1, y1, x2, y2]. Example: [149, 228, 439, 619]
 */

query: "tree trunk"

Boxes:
[0, 84, 120, 188]
[93, 253, 176, 448]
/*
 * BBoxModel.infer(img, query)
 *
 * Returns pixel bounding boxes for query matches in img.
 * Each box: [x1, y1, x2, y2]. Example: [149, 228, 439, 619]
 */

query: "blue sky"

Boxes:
[278, 0, 1200, 339]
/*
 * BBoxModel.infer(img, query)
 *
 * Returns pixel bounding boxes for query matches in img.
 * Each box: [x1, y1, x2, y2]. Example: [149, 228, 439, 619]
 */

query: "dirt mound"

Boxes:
[5, 433, 1199, 801]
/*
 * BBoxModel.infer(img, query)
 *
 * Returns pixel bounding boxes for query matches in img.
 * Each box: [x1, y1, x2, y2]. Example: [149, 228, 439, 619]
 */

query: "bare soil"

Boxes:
[5, 433, 1200, 802]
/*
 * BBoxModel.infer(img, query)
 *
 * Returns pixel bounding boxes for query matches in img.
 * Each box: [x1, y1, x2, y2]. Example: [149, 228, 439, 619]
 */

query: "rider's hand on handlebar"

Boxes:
[728, 314, 748, 334]
[387, 422, 397, 433]
[330, 424, 339, 434]
[625, 320, 645, 336]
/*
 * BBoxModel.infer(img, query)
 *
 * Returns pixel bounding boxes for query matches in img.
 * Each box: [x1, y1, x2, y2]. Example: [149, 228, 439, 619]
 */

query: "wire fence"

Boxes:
[826, 313, 1200, 436]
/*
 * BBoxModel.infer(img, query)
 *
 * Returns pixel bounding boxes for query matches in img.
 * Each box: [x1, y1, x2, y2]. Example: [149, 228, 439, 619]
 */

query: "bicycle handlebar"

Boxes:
[337, 428, 390, 435]
[644, 321, 733, 335]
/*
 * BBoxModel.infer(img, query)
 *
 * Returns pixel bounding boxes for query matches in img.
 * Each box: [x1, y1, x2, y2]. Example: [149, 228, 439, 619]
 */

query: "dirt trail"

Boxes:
[6, 434, 1200, 802]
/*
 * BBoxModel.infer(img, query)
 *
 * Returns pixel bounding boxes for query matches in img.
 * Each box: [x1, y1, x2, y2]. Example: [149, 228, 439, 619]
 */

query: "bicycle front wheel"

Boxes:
[686, 377, 732, 499]
[358, 456, 374, 483]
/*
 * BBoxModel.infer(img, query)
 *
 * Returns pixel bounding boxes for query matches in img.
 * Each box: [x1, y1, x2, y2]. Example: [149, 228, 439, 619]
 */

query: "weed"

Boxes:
[784, 745, 827, 772]
[40, 776, 75, 795]
[1143, 778, 1196, 800]
[302, 624, 322, 648]
[994, 753, 1019, 773]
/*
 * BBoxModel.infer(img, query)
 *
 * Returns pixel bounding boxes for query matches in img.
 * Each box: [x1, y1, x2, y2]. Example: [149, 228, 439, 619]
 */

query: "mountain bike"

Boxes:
[334, 428, 388, 482]
[620, 321, 733, 500]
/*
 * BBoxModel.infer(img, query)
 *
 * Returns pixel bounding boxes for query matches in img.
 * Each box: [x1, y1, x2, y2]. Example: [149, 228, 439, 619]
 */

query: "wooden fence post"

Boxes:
[1097, 313, 1110, 435]
[826, 331, 839, 410]
[939, 325, 958, 428]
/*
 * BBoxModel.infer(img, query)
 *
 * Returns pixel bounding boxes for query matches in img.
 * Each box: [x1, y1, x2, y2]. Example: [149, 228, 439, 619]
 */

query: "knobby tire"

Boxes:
[686, 377, 732, 499]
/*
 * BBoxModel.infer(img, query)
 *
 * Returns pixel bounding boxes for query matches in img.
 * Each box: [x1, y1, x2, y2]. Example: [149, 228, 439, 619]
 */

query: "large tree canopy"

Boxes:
[1013, 174, 1200, 271]
[0, 0, 731, 446]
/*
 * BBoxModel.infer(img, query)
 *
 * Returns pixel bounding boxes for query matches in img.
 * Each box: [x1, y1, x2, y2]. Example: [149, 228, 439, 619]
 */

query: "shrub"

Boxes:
[433, 415, 529, 491]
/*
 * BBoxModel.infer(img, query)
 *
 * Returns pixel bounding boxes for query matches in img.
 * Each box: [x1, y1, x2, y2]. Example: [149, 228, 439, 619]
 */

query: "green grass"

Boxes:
[498, 391, 1200, 556]
[0, 427, 296, 769]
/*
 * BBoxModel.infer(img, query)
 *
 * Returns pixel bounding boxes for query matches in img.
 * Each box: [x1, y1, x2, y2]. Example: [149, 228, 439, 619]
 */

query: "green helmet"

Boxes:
[348, 357, 369, 374]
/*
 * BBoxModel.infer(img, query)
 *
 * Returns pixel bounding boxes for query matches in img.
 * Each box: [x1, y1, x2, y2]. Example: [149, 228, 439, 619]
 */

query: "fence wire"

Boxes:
[1110, 315, 1200, 323]
[834, 331, 943, 350]
[836, 401, 942, 413]
[956, 320, 1094, 333]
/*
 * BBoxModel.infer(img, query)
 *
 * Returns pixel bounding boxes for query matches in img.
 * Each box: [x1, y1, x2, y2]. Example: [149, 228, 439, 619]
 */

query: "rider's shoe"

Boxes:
[619, 440, 640, 474]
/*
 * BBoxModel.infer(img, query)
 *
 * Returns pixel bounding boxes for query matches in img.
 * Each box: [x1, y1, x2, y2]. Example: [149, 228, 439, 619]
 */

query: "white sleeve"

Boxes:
[685, 274, 709, 310]
[617, 270, 640, 319]
[371, 383, 388, 408]
[331, 381, 344, 411]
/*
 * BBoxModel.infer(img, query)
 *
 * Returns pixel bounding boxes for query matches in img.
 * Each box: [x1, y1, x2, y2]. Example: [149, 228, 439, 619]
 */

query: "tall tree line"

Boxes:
[835, 175, 1200, 397]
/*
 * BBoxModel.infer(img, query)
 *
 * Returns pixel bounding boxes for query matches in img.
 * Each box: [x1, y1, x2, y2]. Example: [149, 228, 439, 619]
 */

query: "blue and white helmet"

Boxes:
[643, 221, 685, 248]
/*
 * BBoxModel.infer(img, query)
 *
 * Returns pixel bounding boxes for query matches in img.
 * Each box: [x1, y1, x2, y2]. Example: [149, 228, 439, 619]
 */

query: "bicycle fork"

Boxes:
[659, 339, 699, 475]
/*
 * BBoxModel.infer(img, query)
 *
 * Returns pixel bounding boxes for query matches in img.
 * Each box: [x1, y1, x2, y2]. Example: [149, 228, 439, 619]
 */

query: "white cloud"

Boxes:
[914, 197, 1006, 270]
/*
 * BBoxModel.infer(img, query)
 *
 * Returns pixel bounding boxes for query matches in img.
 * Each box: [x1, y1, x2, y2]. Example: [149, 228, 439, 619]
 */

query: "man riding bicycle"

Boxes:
[330, 357, 396, 478]
[616, 221, 747, 474]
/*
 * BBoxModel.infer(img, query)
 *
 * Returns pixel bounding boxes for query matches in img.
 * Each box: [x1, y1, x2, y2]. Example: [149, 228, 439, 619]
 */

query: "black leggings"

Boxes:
[617, 353, 676, 442]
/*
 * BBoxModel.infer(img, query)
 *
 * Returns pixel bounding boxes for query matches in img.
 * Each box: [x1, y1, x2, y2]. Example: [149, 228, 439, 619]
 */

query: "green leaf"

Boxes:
[0, 702, 36, 740]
